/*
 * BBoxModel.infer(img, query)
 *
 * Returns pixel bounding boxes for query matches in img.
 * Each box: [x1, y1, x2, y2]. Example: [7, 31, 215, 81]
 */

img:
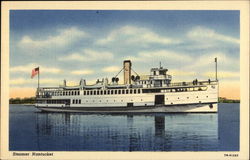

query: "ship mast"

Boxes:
[215, 57, 217, 81]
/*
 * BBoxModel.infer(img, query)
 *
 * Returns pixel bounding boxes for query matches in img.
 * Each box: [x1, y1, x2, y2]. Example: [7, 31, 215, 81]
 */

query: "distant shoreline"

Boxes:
[9, 97, 35, 104]
[20, 104, 34, 106]
[9, 97, 240, 104]
[218, 97, 240, 103]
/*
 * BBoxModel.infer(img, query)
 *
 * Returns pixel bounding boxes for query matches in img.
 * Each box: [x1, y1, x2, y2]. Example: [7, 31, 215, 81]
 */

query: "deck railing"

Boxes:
[167, 80, 217, 87]
[36, 80, 218, 97]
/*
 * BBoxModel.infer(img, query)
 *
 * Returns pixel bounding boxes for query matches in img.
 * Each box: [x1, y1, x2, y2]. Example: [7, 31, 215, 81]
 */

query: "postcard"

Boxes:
[1, 1, 249, 160]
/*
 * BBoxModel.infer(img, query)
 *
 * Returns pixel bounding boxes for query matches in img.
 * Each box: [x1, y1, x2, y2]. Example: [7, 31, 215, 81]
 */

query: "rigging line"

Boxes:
[114, 67, 124, 78]
[131, 68, 139, 76]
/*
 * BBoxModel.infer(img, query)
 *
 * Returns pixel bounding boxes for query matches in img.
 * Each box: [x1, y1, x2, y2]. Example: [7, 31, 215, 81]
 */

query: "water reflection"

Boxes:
[155, 116, 165, 136]
[34, 112, 218, 151]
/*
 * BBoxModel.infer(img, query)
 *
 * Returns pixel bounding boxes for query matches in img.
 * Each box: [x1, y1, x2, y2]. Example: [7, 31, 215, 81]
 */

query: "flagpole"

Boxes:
[215, 58, 217, 81]
[38, 67, 40, 89]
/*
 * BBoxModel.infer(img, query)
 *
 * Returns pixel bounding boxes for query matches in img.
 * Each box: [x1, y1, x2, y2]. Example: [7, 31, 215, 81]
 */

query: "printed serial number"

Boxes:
[224, 154, 238, 157]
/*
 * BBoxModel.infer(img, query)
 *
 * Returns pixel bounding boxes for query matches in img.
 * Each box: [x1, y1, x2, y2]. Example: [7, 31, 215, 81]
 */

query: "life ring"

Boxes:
[209, 104, 213, 108]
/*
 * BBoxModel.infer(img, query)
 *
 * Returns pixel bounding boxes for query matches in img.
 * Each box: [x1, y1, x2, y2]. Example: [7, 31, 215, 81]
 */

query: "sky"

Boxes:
[9, 10, 240, 99]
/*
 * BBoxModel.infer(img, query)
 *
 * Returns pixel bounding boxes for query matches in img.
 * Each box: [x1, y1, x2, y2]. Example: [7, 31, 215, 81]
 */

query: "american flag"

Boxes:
[31, 67, 39, 78]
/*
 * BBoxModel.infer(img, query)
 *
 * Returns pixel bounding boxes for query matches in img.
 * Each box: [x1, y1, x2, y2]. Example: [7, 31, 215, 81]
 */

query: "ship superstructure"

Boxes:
[35, 60, 218, 113]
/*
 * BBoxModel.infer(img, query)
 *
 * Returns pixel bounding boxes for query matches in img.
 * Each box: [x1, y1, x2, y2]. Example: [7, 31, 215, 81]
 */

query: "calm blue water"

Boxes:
[9, 103, 239, 151]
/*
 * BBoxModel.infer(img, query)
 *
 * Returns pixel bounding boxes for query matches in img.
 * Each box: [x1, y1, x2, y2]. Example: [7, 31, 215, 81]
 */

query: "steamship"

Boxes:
[35, 60, 218, 113]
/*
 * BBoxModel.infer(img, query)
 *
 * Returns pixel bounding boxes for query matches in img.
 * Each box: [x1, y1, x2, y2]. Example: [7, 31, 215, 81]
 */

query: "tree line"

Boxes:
[218, 97, 240, 103]
[9, 97, 36, 104]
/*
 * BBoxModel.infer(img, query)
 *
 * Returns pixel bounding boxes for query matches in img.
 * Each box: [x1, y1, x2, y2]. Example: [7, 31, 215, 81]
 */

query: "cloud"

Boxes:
[71, 70, 94, 75]
[203, 71, 240, 79]
[10, 77, 60, 85]
[125, 50, 193, 63]
[186, 52, 238, 70]
[19, 27, 87, 48]
[169, 70, 196, 77]
[187, 26, 239, 44]
[58, 49, 114, 62]
[10, 78, 27, 85]
[96, 25, 180, 45]
[59, 53, 85, 61]
[102, 66, 121, 73]
[10, 63, 62, 74]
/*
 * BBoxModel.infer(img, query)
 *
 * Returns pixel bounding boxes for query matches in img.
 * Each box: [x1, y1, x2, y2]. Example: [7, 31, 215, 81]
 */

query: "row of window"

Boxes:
[39, 95, 211, 104]
[72, 96, 209, 104]
[39, 89, 143, 97]
[143, 87, 207, 93]
[39, 90, 80, 97]
[44, 99, 69, 104]
[83, 89, 141, 95]
[39, 86, 208, 97]
[138, 80, 169, 85]
[62, 91, 80, 96]
[76, 99, 144, 104]
[167, 95, 209, 100]
[72, 99, 81, 104]
[163, 87, 207, 92]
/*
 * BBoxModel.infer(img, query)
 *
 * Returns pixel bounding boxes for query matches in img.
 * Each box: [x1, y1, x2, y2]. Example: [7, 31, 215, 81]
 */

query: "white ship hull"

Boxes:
[36, 103, 217, 113]
[35, 83, 218, 113]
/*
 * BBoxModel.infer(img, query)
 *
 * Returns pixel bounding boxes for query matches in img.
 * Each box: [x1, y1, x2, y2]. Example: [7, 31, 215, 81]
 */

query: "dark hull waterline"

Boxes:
[36, 103, 217, 113]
